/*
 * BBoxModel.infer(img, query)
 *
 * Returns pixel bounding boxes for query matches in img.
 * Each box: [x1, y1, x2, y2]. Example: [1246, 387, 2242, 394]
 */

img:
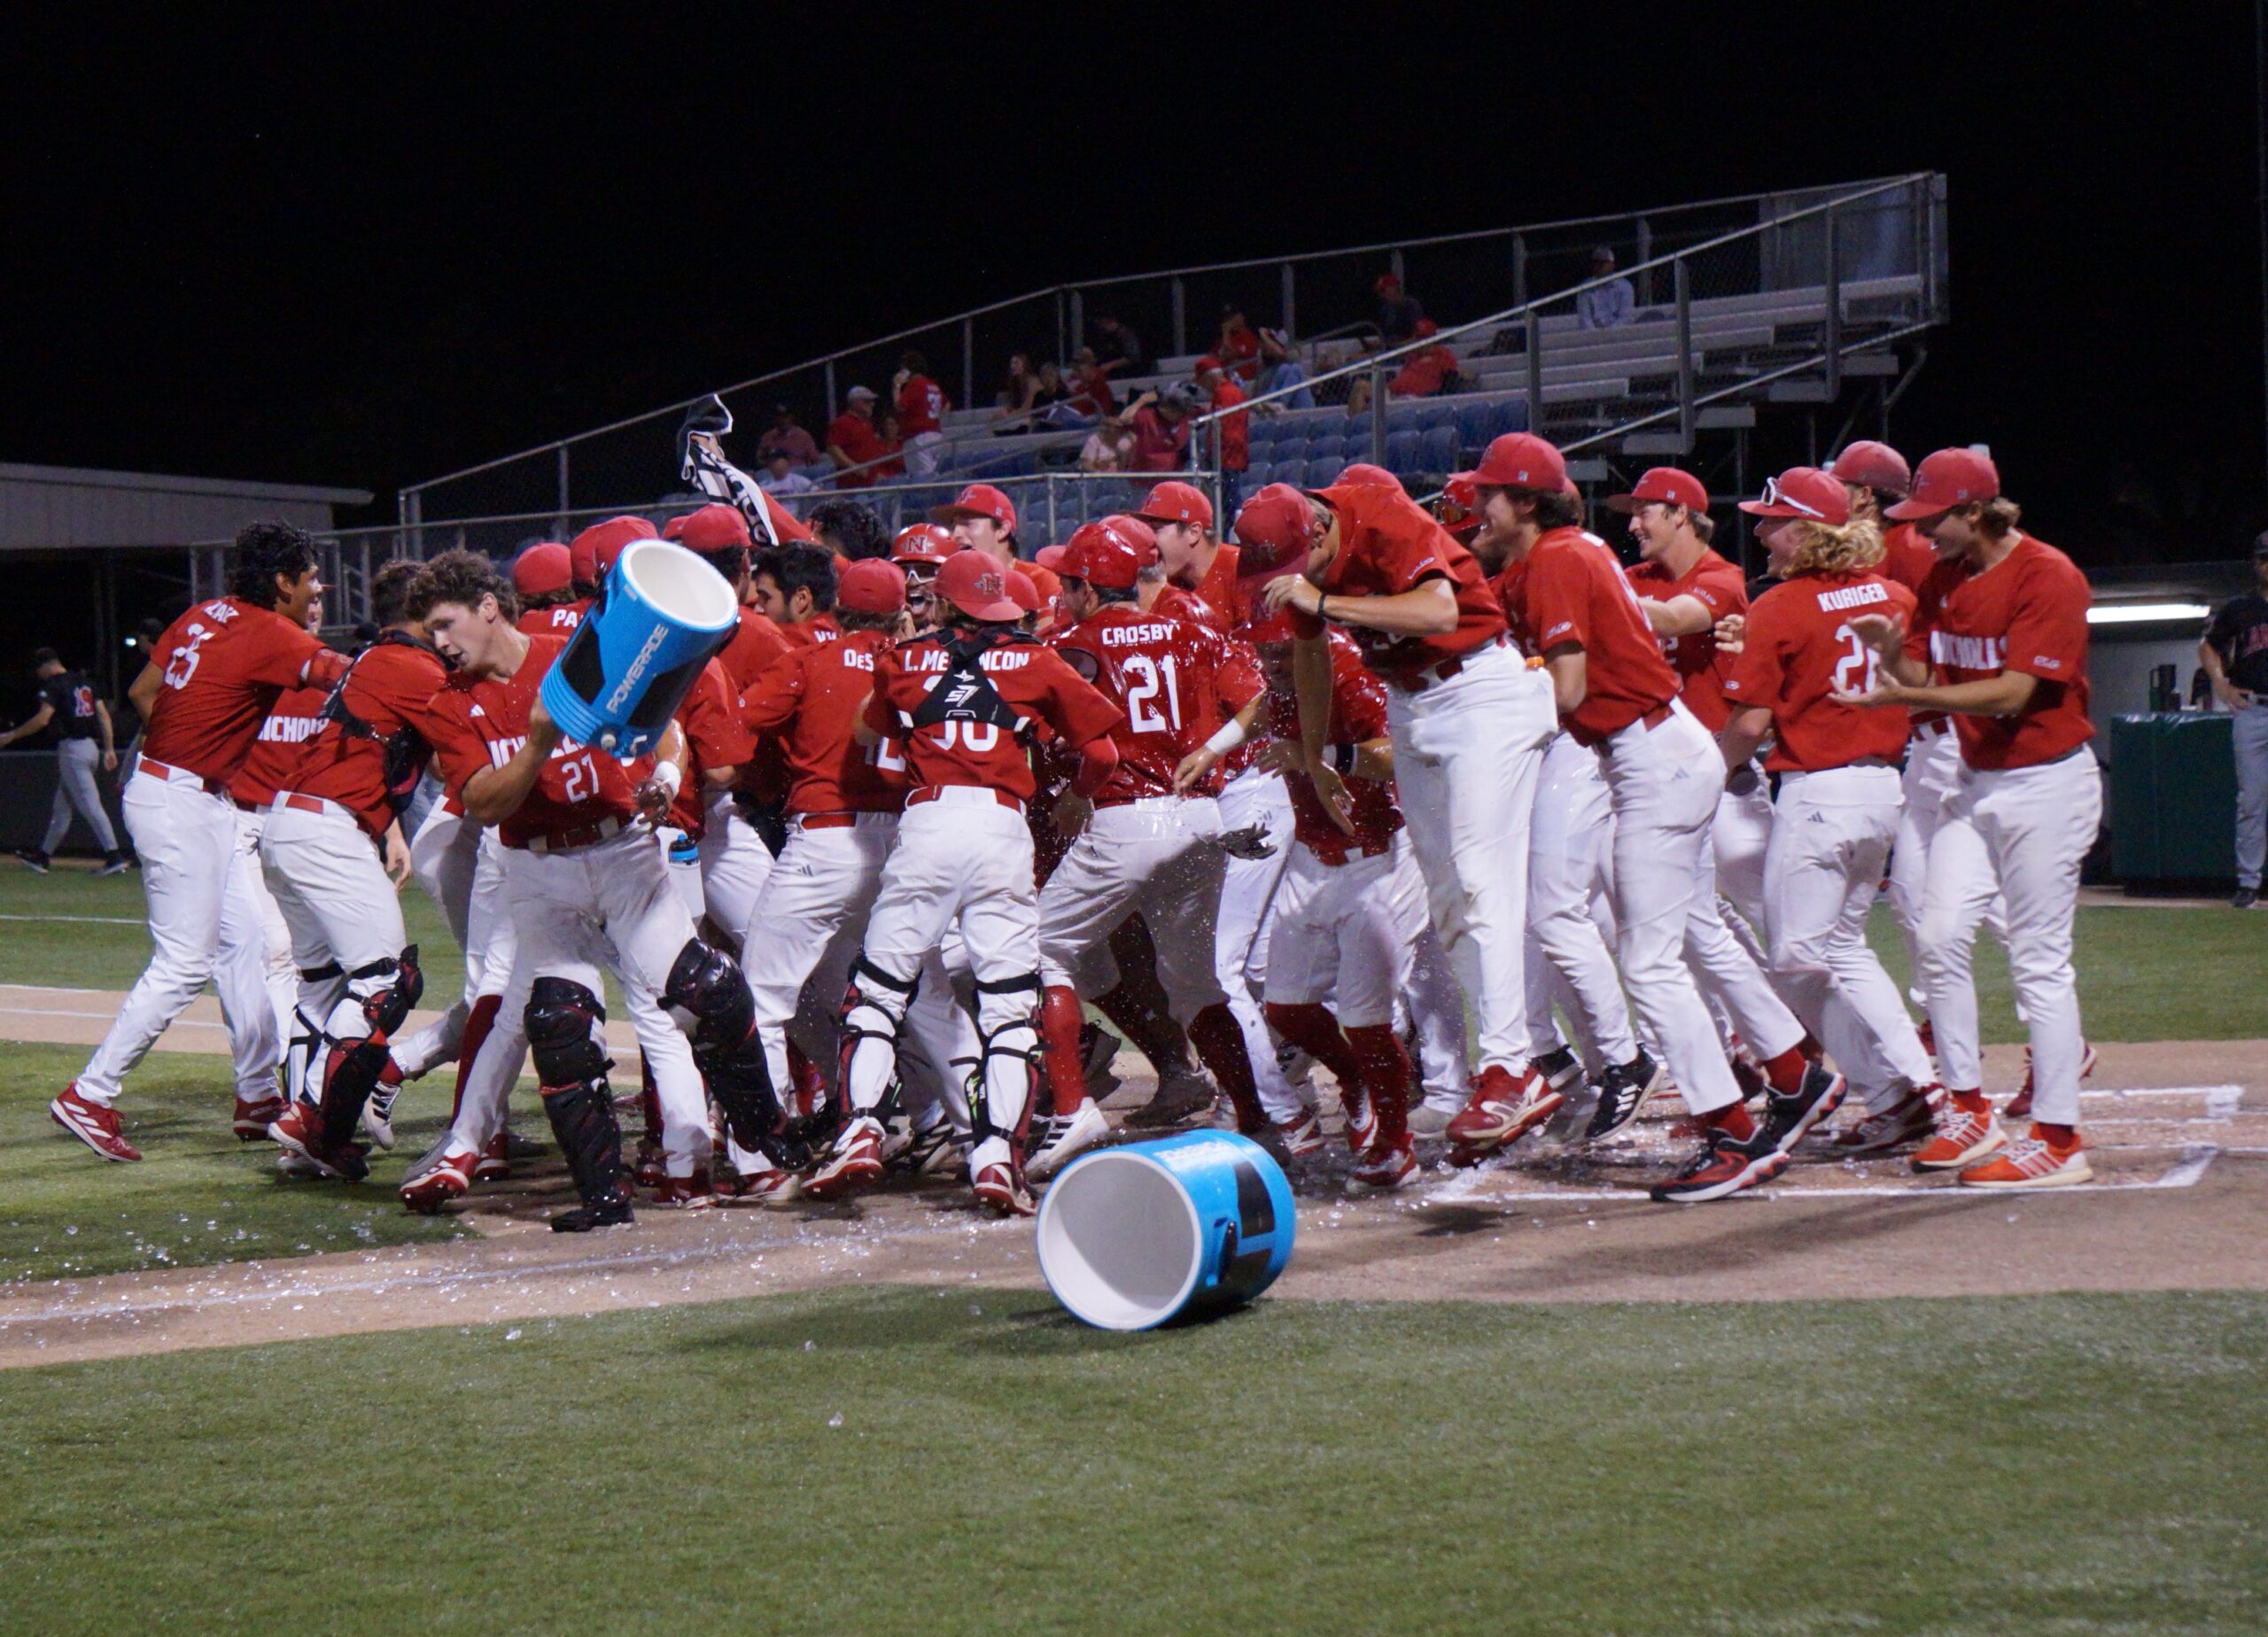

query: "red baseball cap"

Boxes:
[1413, 317, 1440, 338]
[570, 516, 659, 583]
[1033, 544, 1070, 574]
[1884, 448, 2000, 520]
[1005, 570, 1042, 615]
[1232, 483, 1323, 583]
[1134, 479, 1214, 531]
[663, 503, 752, 554]
[1737, 467, 1851, 525]
[510, 542, 572, 599]
[929, 483, 1017, 534]
[890, 523, 957, 568]
[1060, 517, 1152, 590]
[1829, 440, 1912, 497]
[936, 550, 1023, 622]
[1605, 467, 1710, 516]
[1193, 355, 1224, 377]
[835, 558, 906, 615]
[1337, 462, 1399, 489]
[1472, 431, 1567, 493]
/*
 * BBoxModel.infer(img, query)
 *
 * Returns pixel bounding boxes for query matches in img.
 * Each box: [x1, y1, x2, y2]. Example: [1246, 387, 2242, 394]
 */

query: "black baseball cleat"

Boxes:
[1760, 1061, 1848, 1153]
[2235, 888, 2260, 910]
[551, 1199, 635, 1233]
[13, 848, 50, 874]
[1650, 1124, 1789, 1204]
[1586, 1050, 1663, 1143]
[1531, 1047, 1584, 1096]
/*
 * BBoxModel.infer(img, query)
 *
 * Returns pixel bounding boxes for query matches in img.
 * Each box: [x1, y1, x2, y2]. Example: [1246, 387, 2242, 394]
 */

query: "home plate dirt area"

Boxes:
[5, 1037, 2262, 1369]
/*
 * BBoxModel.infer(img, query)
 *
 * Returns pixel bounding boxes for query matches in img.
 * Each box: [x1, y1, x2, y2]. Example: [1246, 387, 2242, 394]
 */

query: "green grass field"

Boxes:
[4, 1285, 2262, 1635]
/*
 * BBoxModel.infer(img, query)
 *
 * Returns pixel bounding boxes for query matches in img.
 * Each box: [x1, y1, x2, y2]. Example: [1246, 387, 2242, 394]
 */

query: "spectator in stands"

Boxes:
[1068, 347, 1118, 422]
[1119, 384, 1197, 472]
[759, 449, 816, 497]
[1576, 246, 1636, 330]
[1375, 271, 1425, 345]
[757, 404, 820, 466]
[1080, 418, 1136, 472]
[1256, 328, 1315, 408]
[1091, 314, 1144, 376]
[874, 410, 907, 481]
[1215, 305, 1262, 384]
[807, 498, 890, 562]
[1195, 357, 1251, 482]
[827, 385, 889, 486]
[2200, 532, 2268, 908]
[1387, 318, 1473, 398]
[1029, 361, 1085, 428]
[894, 350, 950, 476]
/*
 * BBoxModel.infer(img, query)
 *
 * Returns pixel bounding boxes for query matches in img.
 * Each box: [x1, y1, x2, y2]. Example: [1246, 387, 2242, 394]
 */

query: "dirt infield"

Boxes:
[4, 1036, 2262, 1369]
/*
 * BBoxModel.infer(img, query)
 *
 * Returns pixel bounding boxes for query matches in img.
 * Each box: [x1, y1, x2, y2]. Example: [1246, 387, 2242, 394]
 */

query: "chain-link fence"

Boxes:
[400, 175, 1945, 532]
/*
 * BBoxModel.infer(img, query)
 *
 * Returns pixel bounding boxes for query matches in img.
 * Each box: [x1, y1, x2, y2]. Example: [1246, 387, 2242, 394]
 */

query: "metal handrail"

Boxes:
[400, 175, 1926, 509]
[1183, 173, 1937, 436]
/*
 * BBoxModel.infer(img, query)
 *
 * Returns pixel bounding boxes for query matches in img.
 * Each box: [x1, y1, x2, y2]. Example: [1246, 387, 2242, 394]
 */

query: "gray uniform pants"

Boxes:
[2235, 702, 2268, 891]
[43, 737, 119, 855]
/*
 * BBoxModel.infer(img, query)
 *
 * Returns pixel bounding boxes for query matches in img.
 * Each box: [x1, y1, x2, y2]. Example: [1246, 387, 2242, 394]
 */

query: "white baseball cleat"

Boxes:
[1027, 1100, 1112, 1178]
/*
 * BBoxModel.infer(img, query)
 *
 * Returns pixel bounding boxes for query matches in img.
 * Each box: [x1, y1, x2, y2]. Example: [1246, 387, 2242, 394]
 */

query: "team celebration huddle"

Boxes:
[46, 426, 2100, 1225]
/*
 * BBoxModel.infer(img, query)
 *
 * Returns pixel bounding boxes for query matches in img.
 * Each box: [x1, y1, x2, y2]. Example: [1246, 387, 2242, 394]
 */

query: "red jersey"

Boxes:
[718, 607, 793, 692]
[1722, 572, 1918, 773]
[1218, 328, 1262, 383]
[1627, 548, 1746, 731]
[670, 658, 754, 834]
[422, 634, 654, 850]
[1052, 607, 1263, 804]
[742, 628, 908, 816]
[826, 412, 888, 485]
[1905, 535, 2093, 771]
[1188, 542, 1244, 625]
[1290, 481, 1507, 678]
[897, 375, 947, 438]
[1265, 632, 1401, 851]
[142, 597, 343, 785]
[864, 632, 1122, 802]
[271, 636, 447, 837]
[1877, 524, 1938, 593]
[517, 601, 588, 637]
[1152, 583, 1228, 635]
[230, 684, 331, 808]
[780, 614, 844, 650]
[1211, 378, 1250, 472]
[1519, 528, 1680, 746]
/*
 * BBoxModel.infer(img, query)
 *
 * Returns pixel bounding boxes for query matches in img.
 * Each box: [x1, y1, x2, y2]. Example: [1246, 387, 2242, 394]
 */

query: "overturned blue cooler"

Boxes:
[538, 539, 740, 758]
[1036, 1131, 1296, 1331]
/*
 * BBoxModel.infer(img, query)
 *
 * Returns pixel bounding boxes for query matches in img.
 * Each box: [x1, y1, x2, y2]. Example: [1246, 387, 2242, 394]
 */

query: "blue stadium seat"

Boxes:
[1271, 458, 1309, 490]
[1306, 456, 1345, 489]
[1454, 401, 1496, 449]
[1299, 432, 1341, 463]
[1385, 431, 1421, 474]
[1244, 461, 1274, 489]
[1414, 403, 1459, 433]
[1490, 397, 1531, 438]
[1418, 426, 1458, 472]
[1385, 404, 1422, 436]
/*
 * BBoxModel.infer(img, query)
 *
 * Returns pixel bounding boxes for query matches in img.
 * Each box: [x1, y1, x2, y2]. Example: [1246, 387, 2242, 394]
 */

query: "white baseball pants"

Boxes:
[1214, 767, 1304, 1117]
[260, 797, 411, 1102]
[1712, 772, 1775, 932]
[1891, 726, 2008, 1006]
[1264, 833, 1429, 1029]
[1916, 751, 2102, 1122]
[1384, 640, 1557, 1074]
[698, 790, 774, 946]
[1597, 703, 1741, 1115]
[1038, 795, 1228, 1025]
[1524, 729, 1635, 1066]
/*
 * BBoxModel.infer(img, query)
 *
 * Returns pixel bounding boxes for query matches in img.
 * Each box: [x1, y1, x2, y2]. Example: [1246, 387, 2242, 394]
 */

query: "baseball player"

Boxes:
[1481, 435, 1838, 1201]
[260, 560, 445, 1180]
[730, 558, 978, 1201]
[1469, 477, 1658, 1127]
[4, 649, 128, 875]
[50, 523, 347, 1162]
[932, 484, 1062, 607]
[1029, 516, 1269, 1174]
[1717, 467, 1942, 1149]
[2201, 532, 2268, 909]
[750, 542, 845, 647]
[806, 550, 1123, 1215]
[1613, 466, 1821, 1113]
[1246, 612, 1430, 1189]
[511, 541, 586, 635]
[1837, 449, 2102, 1187]
[410, 550, 792, 1228]
[891, 524, 957, 632]
[1234, 471, 1560, 1161]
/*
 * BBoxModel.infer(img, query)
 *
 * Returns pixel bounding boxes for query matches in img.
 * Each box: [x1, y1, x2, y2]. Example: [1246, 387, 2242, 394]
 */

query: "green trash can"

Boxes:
[2109, 713, 2236, 886]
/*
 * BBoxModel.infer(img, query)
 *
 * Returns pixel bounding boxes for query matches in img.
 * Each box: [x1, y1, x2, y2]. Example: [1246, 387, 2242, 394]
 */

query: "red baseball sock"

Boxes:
[1040, 985, 1091, 1117]
[1263, 1001, 1363, 1091]
[1948, 1087, 1992, 1118]
[448, 993, 501, 1122]
[2035, 1121, 2079, 1149]
[1704, 1101, 1758, 1139]
[1759, 1045, 1810, 1096]
[1346, 1024, 1412, 1149]
[1188, 1003, 1265, 1133]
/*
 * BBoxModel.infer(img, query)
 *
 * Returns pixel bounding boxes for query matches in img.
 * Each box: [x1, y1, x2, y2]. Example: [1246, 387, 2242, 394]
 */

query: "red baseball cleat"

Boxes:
[1444, 1065, 1562, 1158]
[51, 1083, 141, 1162]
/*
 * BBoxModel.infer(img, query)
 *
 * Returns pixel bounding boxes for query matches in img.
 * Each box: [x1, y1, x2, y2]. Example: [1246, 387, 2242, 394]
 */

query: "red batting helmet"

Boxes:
[1060, 516, 1156, 591]
[891, 523, 956, 568]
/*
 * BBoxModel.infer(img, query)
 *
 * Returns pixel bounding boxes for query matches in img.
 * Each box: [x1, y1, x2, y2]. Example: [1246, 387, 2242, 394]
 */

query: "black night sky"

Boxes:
[4, 4, 2264, 566]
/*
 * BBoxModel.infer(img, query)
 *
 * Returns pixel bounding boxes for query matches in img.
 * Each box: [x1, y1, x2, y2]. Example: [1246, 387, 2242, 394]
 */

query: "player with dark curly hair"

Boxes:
[50, 521, 350, 1163]
[806, 498, 890, 562]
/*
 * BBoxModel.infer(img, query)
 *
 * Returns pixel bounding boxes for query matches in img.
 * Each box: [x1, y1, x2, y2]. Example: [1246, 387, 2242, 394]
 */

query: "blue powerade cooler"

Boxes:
[1036, 1131, 1297, 1331]
[537, 539, 739, 758]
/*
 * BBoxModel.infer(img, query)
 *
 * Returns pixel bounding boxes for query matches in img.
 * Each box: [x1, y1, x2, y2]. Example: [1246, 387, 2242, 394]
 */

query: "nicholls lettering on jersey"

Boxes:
[474, 727, 601, 771]
[1929, 631, 2008, 671]
[256, 711, 326, 745]
[1815, 582, 1892, 614]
